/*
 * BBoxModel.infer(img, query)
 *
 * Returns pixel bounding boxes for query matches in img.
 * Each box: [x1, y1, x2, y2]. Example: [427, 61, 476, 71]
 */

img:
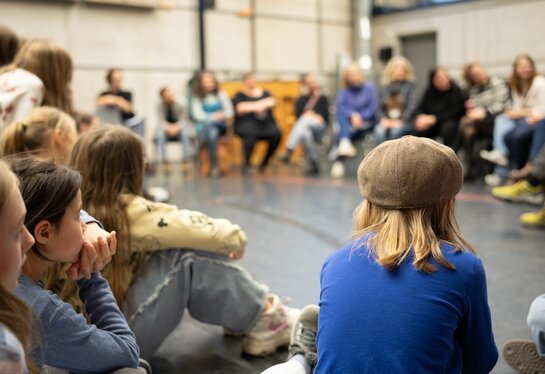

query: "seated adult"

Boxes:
[374, 56, 418, 145]
[279, 73, 329, 175]
[414, 67, 466, 150]
[96, 68, 143, 136]
[192, 71, 233, 177]
[331, 63, 377, 179]
[233, 73, 281, 173]
[156, 87, 192, 173]
[459, 62, 509, 180]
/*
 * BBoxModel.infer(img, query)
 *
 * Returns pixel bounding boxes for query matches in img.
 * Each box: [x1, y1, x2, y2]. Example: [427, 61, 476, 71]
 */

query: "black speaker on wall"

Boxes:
[379, 47, 393, 63]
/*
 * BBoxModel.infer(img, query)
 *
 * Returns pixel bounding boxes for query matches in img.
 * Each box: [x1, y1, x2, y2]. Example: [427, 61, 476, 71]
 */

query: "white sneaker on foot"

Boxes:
[337, 139, 357, 158]
[242, 294, 301, 356]
[330, 161, 345, 178]
[480, 149, 509, 167]
[484, 173, 505, 187]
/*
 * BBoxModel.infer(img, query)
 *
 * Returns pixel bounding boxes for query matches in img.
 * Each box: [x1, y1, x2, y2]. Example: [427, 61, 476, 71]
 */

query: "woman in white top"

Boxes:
[482, 55, 545, 185]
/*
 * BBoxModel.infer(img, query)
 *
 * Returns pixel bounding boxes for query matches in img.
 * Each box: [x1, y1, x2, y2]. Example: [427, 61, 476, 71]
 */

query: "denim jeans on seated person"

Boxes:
[373, 122, 411, 145]
[122, 249, 267, 359]
[196, 120, 227, 166]
[285, 116, 325, 162]
[157, 128, 192, 163]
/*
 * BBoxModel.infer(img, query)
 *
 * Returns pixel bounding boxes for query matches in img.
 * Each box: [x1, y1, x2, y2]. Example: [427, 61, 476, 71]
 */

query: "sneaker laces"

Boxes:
[290, 324, 318, 364]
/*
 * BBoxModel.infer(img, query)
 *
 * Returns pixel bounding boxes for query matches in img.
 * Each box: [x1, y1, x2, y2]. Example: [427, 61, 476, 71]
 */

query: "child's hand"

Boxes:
[84, 223, 117, 265]
[228, 247, 245, 260]
[66, 241, 99, 281]
[67, 230, 117, 281]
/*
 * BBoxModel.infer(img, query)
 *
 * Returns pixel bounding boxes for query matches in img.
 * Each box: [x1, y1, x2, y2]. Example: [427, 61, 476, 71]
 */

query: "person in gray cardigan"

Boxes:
[374, 56, 418, 145]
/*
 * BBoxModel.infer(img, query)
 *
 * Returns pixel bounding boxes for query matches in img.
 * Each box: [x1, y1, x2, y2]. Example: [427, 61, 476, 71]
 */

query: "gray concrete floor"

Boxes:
[144, 162, 544, 374]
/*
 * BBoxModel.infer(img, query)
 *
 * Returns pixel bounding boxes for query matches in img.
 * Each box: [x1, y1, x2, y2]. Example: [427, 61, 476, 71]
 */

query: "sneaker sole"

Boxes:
[520, 222, 545, 230]
[503, 340, 545, 374]
[241, 327, 291, 356]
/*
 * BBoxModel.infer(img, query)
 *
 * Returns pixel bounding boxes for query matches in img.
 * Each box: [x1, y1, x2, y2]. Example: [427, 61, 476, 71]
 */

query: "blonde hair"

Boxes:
[0, 39, 73, 114]
[0, 161, 38, 374]
[382, 56, 415, 85]
[0, 106, 76, 161]
[352, 199, 475, 274]
[343, 63, 364, 87]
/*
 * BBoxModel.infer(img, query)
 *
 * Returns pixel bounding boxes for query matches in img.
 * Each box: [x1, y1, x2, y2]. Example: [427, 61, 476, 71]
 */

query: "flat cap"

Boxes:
[357, 136, 463, 209]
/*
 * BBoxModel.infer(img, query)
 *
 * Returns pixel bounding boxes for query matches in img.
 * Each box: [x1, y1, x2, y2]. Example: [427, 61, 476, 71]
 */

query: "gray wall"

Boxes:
[0, 0, 352, 144]
[371, 0, 545, 84]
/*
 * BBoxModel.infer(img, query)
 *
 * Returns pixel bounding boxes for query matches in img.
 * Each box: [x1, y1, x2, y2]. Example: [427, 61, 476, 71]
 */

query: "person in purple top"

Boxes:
[331, 63, 377, 178]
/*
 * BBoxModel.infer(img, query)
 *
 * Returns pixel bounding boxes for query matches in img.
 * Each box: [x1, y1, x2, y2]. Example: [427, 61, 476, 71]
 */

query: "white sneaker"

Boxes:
[480, 149, 509, 167]
[484, 173, 505, 187]
[330, 161, 345, 178]
[242, 294, 301, 356]
[336, 139, 357, 158]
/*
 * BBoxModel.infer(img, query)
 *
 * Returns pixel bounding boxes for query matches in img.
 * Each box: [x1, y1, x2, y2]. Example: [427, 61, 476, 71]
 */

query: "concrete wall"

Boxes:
[0, 0, 352, 144]
[371, 0, 545, 83]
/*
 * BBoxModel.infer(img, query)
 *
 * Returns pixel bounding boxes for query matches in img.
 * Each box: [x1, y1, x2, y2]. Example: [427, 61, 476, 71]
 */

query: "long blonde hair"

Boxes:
[71, 126, 145, 306]
[381, 56, 415, 85]
[0, 39, 73, 114]
[0, 106, 76, 163]
[353, 199, 475, 273]
[0, 161, 38, 374]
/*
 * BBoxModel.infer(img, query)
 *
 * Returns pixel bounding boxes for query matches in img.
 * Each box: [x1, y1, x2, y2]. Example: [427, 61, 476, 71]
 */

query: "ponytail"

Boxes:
[0, 121, 27, 157]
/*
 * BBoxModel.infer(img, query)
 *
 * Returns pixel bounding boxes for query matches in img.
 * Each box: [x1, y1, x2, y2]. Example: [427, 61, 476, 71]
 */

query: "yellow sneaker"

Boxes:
[520, 207, 545, 229]
[491, 181, 544, 205]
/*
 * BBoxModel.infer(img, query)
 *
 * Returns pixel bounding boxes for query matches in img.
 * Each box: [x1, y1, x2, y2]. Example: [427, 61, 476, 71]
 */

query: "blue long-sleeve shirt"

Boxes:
[316, 241, 498, 374]
[335, 83, 378, 122]
[16, 273, 139, 374]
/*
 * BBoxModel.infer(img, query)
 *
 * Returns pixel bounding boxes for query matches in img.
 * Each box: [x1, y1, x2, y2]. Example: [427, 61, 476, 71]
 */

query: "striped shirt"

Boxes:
[468, 76, 509, 117]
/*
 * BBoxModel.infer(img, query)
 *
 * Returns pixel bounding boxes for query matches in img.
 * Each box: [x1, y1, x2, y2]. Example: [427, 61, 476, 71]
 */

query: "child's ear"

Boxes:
[34, 220, 51, 245]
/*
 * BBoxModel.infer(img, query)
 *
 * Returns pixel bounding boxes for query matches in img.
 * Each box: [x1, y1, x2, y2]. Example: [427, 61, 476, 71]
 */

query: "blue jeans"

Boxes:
[286, 116, 325, 162]
[157, 128, 192, 162]
[122, 249, 266, 359]
[373, 123, 411, 145]
[528, 294, 545, 358]
[529, 119, 545, 161]
[504, 119, 535, 169]
[197, 120, 227, 167]
[492, 115, 518, 177]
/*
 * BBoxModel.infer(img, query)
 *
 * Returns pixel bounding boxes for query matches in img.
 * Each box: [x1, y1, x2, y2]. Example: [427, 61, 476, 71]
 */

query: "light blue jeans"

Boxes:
[528, 293, 545, 357]
[285, 117, 325, 162]
[492, 114, 518, 177]
[197, 120, 227, 167]
[373, 123, 411, 145]
[157, 128, 192, 163]
[123, 249, 267, 359]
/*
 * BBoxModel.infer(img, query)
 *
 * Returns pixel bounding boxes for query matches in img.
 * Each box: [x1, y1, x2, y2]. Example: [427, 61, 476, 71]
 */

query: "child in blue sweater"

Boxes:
[9, 158, 140, 373]
[264, 136, 498, 374]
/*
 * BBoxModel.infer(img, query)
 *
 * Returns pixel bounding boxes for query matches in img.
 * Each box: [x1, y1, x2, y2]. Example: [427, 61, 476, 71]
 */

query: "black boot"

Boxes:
[305, 160, 320, 176]
[279, 148, 293, 164]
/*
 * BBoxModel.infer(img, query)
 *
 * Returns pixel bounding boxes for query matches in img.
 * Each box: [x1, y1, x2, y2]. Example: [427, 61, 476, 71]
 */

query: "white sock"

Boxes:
[260, 354, 310, 374]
